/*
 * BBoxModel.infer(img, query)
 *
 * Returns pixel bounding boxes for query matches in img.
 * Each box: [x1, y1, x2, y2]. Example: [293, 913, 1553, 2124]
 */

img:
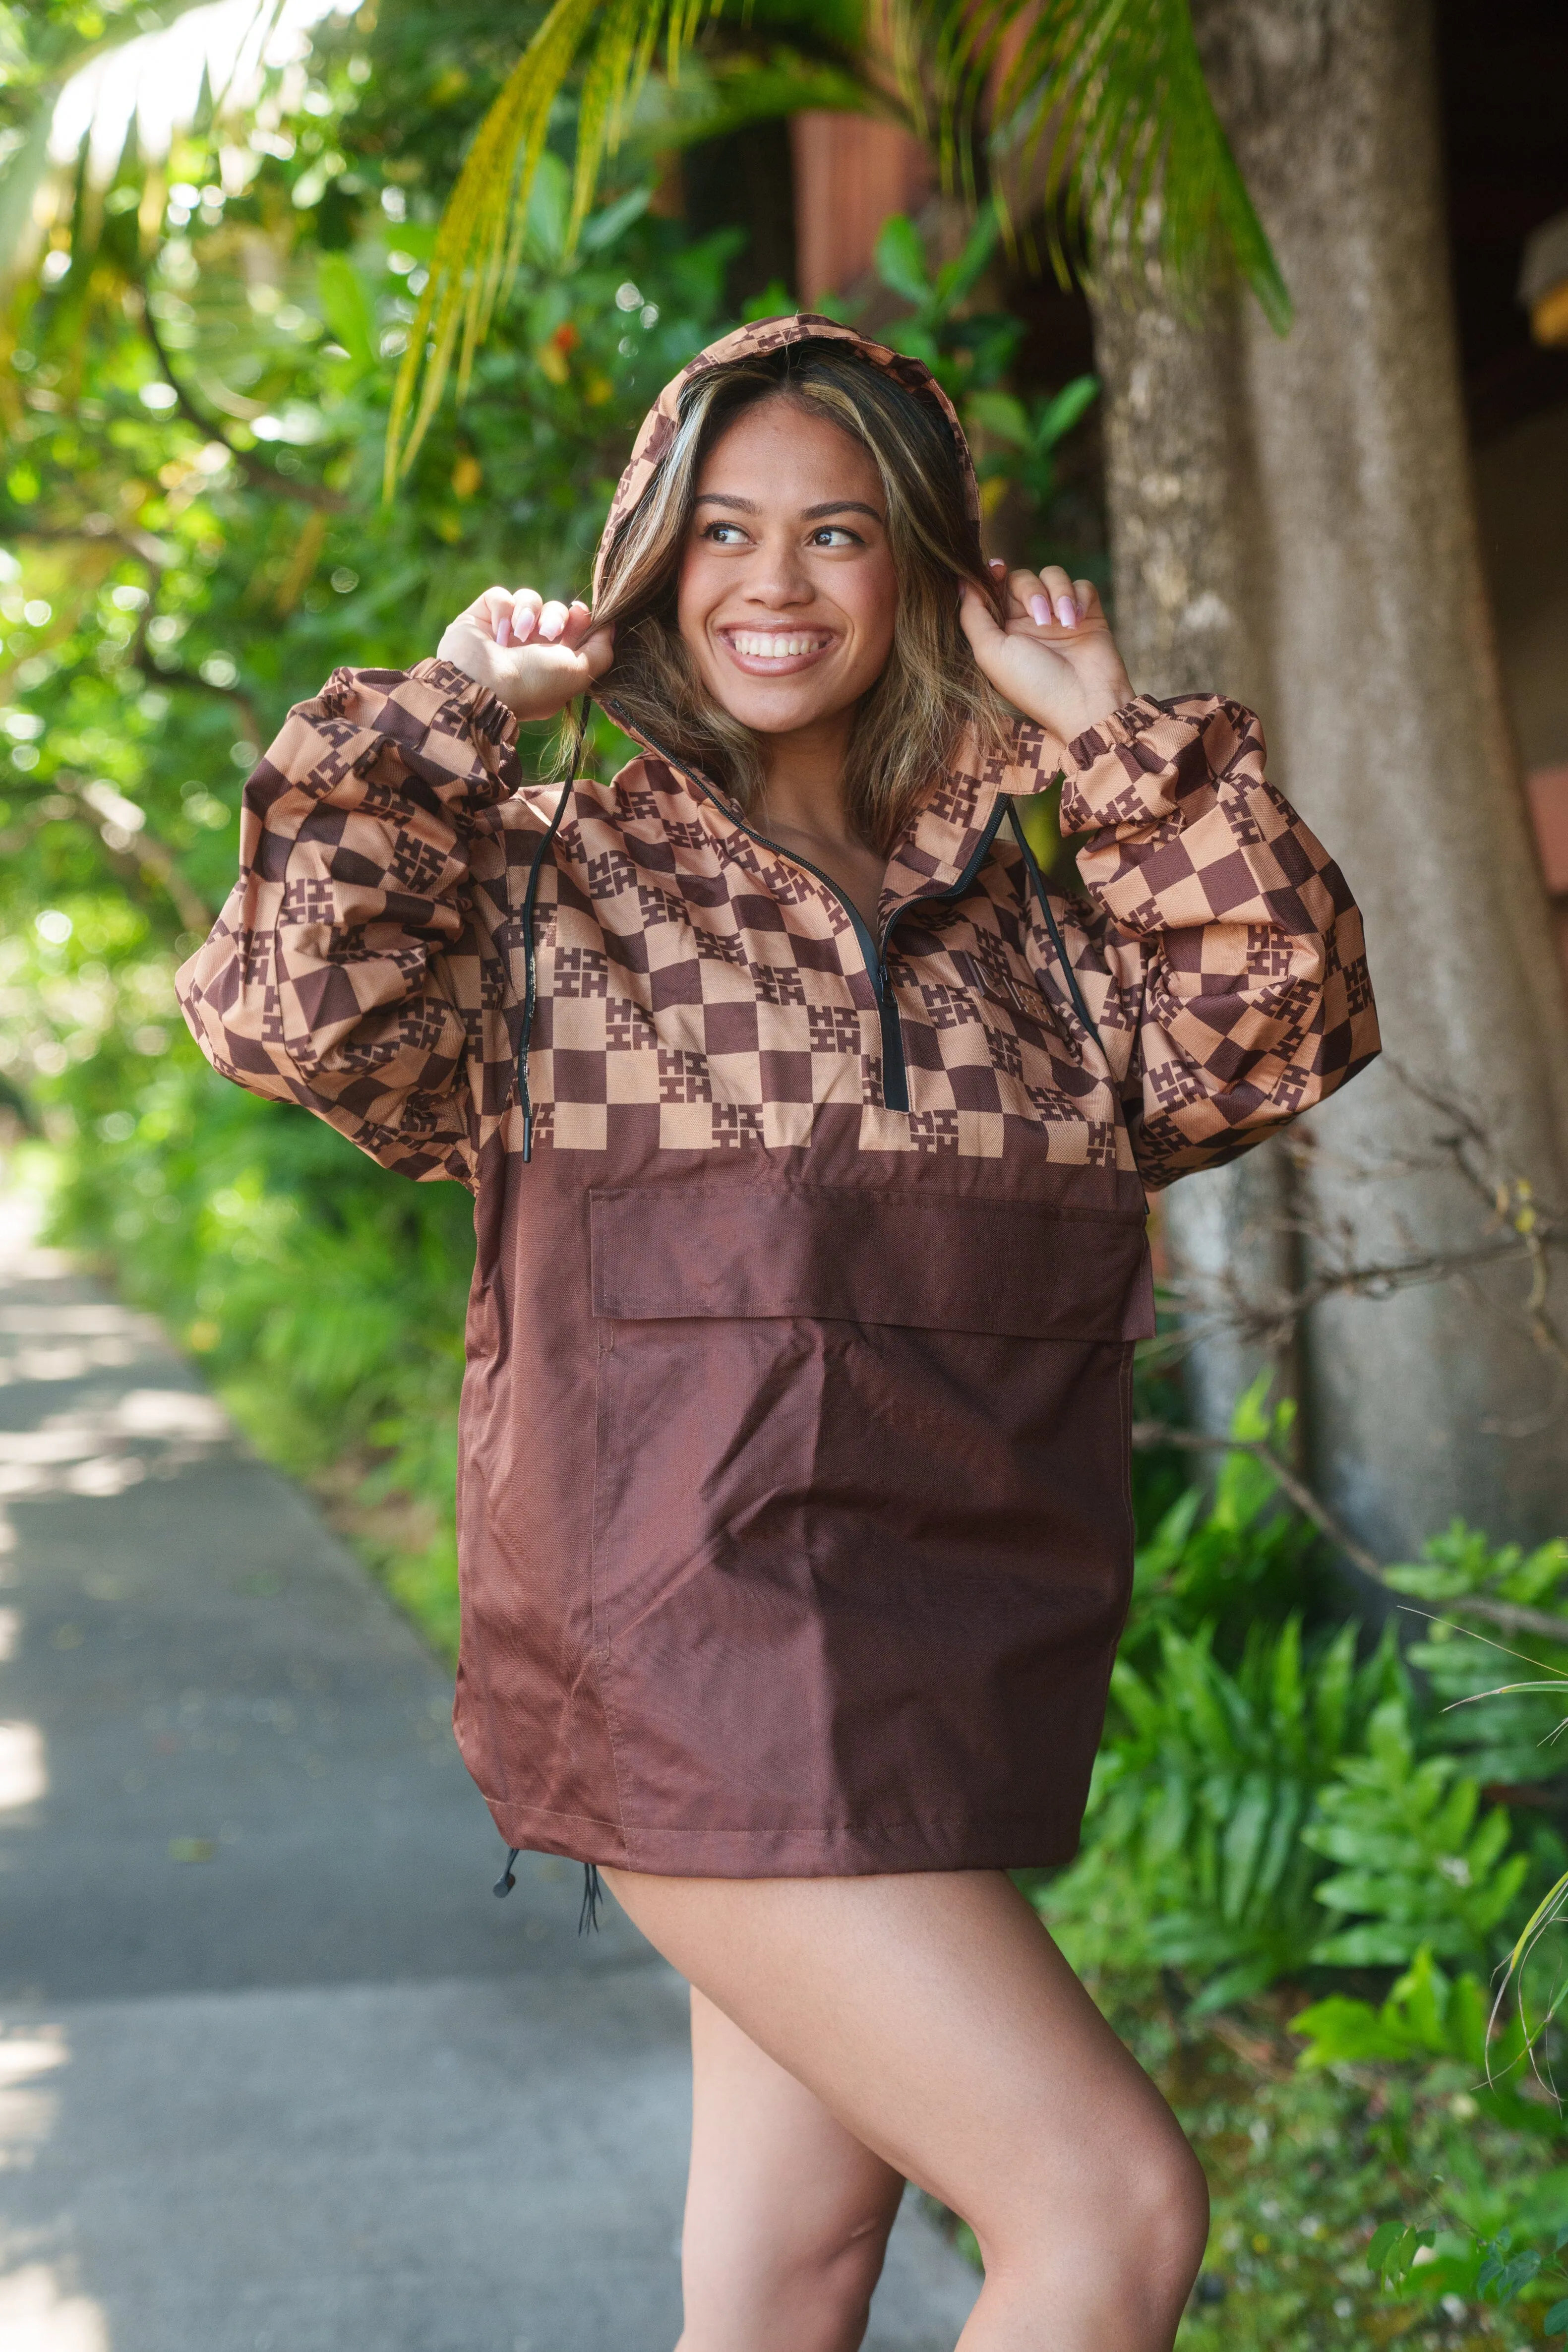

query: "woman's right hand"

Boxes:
[437, 585, 614, 721]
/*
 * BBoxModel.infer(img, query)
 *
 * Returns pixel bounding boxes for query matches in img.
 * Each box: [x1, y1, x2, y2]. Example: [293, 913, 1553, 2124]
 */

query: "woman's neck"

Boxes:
[756, 711, 856, 846]
[754, 713, 886, 929]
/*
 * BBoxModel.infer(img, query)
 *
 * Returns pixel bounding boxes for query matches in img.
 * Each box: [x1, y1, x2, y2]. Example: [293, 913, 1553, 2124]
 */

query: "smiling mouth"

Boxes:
[717, 628, 837, 674]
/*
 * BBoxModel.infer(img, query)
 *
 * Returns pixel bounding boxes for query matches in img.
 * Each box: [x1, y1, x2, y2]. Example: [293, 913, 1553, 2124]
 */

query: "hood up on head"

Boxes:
[591, 314, 980, 603]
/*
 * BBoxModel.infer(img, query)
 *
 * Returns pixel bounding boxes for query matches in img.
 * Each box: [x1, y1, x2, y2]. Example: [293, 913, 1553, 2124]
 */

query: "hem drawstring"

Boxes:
[579, 1863, 603, 1935]
[490, 1847, 603, 1934]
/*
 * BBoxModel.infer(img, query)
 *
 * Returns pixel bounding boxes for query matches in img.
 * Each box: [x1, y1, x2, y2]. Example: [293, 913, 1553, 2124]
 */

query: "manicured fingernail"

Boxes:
[990, 558, 1006, 575]
[1056, 596, 1078, 628]
[539, 608, 564, 641]
[1028, 595, 1051, 626]
[495, 612, 513, 647]
[512, 606, 536, 643]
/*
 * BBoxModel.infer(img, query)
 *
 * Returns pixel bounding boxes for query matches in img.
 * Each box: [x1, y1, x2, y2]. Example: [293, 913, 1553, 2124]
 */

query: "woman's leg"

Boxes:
[678, 1986, 906, 2352]
[603, 1866, 1207, 2352]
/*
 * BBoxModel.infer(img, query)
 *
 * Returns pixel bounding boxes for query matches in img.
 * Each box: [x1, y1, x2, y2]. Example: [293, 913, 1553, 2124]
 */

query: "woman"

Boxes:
[178, 317, 1378, 2351]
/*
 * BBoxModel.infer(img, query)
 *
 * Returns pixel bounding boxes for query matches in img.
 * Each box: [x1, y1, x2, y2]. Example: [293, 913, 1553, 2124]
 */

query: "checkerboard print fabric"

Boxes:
[176, 662, 1378, 1194]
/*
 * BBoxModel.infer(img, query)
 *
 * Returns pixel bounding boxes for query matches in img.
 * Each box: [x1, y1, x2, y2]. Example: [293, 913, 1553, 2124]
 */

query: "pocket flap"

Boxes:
[591, 1184, 1152, 1341]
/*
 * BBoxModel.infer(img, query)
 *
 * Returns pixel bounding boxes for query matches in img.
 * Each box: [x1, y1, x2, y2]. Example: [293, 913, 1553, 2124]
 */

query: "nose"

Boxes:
[744, 529, 814, 610]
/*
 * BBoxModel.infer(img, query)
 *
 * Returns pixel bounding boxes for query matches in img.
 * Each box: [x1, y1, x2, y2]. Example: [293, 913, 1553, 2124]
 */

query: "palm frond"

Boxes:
[384, 0, 721, 488]
[893, 0, 1290, 333]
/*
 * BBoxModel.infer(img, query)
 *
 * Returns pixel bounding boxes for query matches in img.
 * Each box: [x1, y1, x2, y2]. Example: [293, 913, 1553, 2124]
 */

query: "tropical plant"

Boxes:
[1040, 1616, 1406, 2009]
[378, 0, 1288, 478]
[1291, 1945, 1563, 2139]
[1388, 1521, 1568, 1789]
[965, 376, 1099, 529]
[1304, 1699, 1531, 1972]
[1120, 1378, 1323, 1664]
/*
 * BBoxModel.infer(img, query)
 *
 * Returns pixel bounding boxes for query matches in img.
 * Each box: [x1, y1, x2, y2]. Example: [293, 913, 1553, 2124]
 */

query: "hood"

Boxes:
[592, 314, 979, 602]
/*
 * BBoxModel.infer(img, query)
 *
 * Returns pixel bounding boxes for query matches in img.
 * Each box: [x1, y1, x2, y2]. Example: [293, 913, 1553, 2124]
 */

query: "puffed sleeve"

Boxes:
[1047, 693, 1379, 1187]
[175, 658, 535, 1189]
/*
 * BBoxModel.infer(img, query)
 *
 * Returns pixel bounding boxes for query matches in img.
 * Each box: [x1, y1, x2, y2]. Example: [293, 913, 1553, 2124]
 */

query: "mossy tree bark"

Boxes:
[1094, 0, 1568, 1555]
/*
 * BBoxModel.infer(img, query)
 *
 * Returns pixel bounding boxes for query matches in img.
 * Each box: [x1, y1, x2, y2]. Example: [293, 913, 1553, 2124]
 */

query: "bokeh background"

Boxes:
[4, 0, 1568, 2340]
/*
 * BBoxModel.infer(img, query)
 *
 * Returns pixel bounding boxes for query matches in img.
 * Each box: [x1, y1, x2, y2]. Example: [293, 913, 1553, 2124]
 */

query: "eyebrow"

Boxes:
[694, 494, 886, 523]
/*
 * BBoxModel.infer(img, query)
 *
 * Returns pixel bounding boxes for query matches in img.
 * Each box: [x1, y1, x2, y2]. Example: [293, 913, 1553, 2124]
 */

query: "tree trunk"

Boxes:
[1092, 294, 1301, 1445]
[1094, 0, 1568, 1556]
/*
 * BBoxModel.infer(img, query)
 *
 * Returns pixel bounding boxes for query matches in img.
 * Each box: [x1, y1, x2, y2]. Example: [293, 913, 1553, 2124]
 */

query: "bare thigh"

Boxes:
[604, 1866, 1207, 2352]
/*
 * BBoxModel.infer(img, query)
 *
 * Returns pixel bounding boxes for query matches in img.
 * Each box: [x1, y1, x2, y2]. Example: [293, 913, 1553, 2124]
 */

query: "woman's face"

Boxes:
[676, 397, 898, 739]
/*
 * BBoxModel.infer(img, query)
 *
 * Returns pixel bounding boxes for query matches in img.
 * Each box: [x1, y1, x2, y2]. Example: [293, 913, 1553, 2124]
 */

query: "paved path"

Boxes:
[0, 1194, 980, 2352]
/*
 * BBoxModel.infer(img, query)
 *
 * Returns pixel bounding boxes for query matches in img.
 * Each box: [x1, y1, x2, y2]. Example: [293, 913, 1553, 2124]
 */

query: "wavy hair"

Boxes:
[585, 341, 1010, 855]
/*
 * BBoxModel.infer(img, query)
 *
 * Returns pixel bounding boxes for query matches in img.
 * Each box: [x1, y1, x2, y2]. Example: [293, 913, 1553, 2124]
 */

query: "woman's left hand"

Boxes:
[959, 564, 1133, 760]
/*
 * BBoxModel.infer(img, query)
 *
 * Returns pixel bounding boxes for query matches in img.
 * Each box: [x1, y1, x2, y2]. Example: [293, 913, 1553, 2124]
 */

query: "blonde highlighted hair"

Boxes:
[586, 341, 1010, 855]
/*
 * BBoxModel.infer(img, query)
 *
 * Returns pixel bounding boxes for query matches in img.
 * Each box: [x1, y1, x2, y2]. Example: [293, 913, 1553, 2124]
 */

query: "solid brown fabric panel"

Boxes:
[591, 1183, 1154, 1343]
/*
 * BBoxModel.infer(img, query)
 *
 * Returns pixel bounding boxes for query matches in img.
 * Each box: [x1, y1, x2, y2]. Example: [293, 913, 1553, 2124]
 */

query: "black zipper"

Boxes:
[599, 699, 1008, 1115]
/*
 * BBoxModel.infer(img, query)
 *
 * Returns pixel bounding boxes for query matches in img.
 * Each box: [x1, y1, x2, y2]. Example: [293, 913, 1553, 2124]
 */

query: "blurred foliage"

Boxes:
[1129, 1981, 1568, 2350]
[2, 12, 1565, 2341]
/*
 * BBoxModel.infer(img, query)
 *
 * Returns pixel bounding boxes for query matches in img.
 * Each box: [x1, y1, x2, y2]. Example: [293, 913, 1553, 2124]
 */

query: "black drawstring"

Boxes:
[578, 1863, 603, 1936]
[1006, 801, 1101, 1048]
[490, 1848, 603, 1934]
[516, 705, 586, 1161]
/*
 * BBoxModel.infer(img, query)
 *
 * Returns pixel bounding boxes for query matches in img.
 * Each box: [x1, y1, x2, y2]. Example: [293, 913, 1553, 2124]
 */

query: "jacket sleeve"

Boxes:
[174, 658, 530, 1189]
[1049, 692, 1379, 1189]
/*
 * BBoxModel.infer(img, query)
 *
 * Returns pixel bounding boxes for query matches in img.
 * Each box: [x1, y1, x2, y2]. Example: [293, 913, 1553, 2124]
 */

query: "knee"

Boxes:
[796, 2205, 893, 2318]
[767, 2204, 894, 2352]
[1124, 2132, 1209, 2309]
[681, 2205, 894, 2352]
[983, 2126, 1208, 2334]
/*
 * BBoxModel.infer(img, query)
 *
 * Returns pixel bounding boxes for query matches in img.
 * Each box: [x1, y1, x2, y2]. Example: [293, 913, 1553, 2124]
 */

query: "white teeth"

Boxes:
[728, 632, 828, 659]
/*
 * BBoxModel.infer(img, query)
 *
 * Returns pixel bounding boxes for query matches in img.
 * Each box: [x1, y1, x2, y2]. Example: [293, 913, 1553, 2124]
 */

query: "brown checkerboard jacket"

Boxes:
[176, 318, 1379, 1878]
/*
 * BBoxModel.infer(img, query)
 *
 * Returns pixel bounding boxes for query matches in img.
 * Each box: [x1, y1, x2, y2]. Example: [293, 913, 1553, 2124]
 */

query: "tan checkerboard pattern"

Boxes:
[176, 662, 1377, 1193]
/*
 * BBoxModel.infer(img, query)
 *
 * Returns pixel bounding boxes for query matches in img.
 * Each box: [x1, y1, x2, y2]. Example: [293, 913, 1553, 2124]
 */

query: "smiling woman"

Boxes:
[588, 338, 1016, 863]
[175, 314, 1380, 2352]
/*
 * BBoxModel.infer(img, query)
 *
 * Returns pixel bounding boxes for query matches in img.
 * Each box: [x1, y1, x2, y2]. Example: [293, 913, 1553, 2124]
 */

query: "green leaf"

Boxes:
[1367, 2221, 1406, 2270]
[1034, 372, 1099, 446]
[579, 183, 653, 252]
[1367, 2222, 1434, 2288]
[931, 201, 1000, 308]
[965, 390, 1031, 447]
[1545, 2292, 1568, 2333]
[873, 212, 932, 306]
[315, 256, 376, 381]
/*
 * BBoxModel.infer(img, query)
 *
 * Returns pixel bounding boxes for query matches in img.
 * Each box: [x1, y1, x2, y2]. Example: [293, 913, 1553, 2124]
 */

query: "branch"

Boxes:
[1130, 1421, 1568, 1648]
[52, 776, 213, 935]
[139, 299, 346, 513]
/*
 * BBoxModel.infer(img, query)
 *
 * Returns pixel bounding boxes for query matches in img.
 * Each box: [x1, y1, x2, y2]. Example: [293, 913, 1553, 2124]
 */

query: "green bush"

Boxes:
[1041, 1616, 1406, 2008]
[1304, 1700, 1530, 1970]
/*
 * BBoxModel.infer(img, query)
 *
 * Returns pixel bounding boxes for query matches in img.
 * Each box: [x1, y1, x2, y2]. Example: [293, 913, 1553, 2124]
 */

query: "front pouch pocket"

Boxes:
[588, 1183, 1148, 1861]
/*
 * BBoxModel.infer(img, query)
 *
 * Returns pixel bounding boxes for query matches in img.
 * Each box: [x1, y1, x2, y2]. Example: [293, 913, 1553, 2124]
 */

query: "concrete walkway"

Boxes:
[0, 1196, 980, 2352]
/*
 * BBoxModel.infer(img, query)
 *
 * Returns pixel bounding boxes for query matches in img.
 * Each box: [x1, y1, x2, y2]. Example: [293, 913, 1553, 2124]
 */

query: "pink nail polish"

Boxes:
[495, 612, 513, 648]
[539, 611, 563, 642]
[513, 607, 536, 643]
[1056, 596, 1078, 629]
[1028, 595, 1051, 627]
